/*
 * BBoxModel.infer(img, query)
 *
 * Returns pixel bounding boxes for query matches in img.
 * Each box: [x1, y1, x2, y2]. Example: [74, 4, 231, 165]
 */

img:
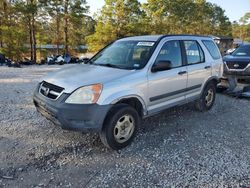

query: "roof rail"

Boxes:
[161, 34, 211, 38]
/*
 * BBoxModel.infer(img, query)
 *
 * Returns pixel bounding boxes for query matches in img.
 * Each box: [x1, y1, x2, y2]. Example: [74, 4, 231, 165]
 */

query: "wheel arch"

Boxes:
[111, 95, 147, 118]
[202, 76, 219, 91]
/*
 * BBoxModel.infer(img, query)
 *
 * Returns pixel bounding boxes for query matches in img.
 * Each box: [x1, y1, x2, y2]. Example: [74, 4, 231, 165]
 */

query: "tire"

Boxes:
[195, 82, 216, 112]
[99, 104, 140, 150]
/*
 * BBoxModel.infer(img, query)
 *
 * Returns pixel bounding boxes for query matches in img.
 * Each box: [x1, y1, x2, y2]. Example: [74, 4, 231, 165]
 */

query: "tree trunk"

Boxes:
[64, 0, 69, 54]
[32, 14, 36, 63]
[56, 9, 60, 55]
[28, 17, 33, 61]
[0, 8, 2, 48]
[0, 20, 2, 48]
[1, 1, 8, 48]
[29, 0, 37, 63]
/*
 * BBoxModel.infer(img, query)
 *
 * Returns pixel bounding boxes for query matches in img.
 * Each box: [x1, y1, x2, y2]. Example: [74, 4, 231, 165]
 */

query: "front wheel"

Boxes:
[99, 104, 139, 150]
[195, 82, 216, 112]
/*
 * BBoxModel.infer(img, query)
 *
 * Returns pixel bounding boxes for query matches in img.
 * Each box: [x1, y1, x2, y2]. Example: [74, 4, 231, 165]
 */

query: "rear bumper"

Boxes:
[33, 85, 112, 132]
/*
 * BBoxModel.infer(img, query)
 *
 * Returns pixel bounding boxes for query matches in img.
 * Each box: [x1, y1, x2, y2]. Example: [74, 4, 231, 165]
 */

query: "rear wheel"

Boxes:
[99, 104, 139, 150]
[195, 82, 216, 112]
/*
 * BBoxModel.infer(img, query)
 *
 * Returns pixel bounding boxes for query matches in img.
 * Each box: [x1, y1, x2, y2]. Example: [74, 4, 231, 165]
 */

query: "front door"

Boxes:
[147, 40, 188, 114]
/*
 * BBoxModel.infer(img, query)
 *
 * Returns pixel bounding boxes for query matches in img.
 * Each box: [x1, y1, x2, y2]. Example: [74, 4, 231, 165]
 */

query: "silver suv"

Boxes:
[33, 35, 223, 150]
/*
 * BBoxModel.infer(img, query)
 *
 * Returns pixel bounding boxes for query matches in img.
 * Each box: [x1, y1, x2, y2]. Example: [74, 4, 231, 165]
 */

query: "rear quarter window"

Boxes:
[202, 40, 221, 60]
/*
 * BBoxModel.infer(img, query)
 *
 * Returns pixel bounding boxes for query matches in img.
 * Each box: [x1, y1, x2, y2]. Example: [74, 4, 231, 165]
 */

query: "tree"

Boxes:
[15, 0, 39, 63]
[67, 0, 93, 52]
[39, 0, 63, 54]
[142, 0, 170, 34]
[87, 0, 232, 52]
[87, 0, 145, 52]
[142, 0, 231, 36]
[40, 0, 91, 54]
[0, 0, 94, 61]
[0, 0, 28, 61]
[0, 0, 8, 48]
[61, 0, 90, 53]
[209, 3, 232, 36]
[232, 12, 250, 42]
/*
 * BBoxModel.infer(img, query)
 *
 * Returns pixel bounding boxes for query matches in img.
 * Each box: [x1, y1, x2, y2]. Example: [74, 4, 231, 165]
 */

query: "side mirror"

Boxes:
[152, 60, 172, 73]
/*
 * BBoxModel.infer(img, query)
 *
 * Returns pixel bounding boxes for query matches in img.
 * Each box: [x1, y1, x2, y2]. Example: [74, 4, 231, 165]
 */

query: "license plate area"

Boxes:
[34, 100, 60, 125]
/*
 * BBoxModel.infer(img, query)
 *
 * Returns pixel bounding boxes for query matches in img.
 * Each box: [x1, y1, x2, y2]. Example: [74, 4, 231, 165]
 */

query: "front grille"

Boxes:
[226, 61, 249, 70]
[39, 81, 64, 100]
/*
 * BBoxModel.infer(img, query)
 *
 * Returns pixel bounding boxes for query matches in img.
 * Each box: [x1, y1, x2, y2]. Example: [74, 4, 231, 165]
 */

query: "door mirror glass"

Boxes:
[152, 60, 172, 72]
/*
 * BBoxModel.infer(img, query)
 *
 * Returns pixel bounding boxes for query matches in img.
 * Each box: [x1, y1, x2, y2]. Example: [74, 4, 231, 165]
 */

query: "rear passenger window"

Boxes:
[155, 40, 182, 68]
[184, 41, 205, 65]
[202, 40, 221, 60]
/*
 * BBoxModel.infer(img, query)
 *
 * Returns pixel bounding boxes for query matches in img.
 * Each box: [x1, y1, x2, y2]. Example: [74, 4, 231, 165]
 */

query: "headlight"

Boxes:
[65, 84, 102, 104]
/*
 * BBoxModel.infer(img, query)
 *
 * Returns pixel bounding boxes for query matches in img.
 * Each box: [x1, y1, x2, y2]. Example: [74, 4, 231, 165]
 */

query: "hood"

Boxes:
[223, 55, 250, 62]
[43, 64, 134, 93]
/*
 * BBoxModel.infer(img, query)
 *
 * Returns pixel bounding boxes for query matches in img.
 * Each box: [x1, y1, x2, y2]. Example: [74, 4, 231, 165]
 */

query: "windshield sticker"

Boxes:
[137, 42, 155, 47]
[134, 64, 140, 68]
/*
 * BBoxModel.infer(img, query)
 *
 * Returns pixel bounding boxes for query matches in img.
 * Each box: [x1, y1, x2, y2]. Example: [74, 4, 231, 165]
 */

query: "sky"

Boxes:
[88, 0, 250, 22]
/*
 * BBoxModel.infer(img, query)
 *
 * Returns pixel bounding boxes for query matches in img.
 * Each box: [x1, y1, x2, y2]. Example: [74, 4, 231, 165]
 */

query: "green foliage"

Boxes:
[87, 0, 233, 52]
[240, 12, 250, 24]
[0, 25, 28, 60]
[144, 0, 232, 35]
[0, 0, 29, 60]
[68, 1, 93, 47]
[0, 0, 245, 58]
[87, 0, 145, 52]
[233, 12, 250, 42]
[0, 0, 94, 60]
[40, 0, 94, 53]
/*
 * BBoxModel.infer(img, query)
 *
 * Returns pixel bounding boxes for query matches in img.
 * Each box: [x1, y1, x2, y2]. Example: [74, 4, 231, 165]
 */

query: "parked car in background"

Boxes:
[19, 58, 33, 66]
[225, 48, 237, 55]
[5, 58, 21, 68]
[40, 59, 46, 65]
[33, 35, 223, 150]
[224, 44, 241, 55]
[222, 44, 250, 85]
[211, 35, 234, 56]
[46, 55, 55, 65]
[54, 55, 64, 65]
[69, 57, 80, 64]
[46, 54, 82, 65]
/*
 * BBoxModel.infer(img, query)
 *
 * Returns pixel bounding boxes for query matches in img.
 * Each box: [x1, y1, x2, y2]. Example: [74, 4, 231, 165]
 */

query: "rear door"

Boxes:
[202, 40, 223, 78]
[182, 40, 212, 101]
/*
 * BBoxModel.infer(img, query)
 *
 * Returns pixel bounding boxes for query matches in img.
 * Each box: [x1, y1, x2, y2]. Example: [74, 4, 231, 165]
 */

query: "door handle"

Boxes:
[178, 71, 187, 75]
[204, 66, 211, 69]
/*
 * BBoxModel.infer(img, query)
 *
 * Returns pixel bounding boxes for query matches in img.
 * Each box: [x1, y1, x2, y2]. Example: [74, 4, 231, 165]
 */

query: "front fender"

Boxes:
[101, 90, 148, 116]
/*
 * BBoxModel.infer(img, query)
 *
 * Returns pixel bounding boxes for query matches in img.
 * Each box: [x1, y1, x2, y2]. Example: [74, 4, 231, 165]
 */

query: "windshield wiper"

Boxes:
[86, 59, 93, 64]
[94, 63, 124, 69]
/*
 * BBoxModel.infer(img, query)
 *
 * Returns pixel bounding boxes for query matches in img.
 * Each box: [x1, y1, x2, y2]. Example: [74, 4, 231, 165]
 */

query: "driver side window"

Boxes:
[155, 40, 182, 68]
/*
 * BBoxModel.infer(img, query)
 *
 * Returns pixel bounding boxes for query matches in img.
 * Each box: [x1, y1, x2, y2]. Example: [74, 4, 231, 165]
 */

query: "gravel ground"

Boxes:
[0, 65, 249, 188]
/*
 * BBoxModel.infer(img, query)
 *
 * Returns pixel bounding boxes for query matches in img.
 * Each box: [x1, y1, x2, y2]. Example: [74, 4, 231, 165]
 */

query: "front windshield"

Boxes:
[232, 45, 250, 56]
[91, 41, 156, 70]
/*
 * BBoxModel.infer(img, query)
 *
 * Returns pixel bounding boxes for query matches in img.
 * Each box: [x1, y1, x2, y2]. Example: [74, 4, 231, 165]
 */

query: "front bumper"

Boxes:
[33, 85, 112, 132]
[223, 63, 250, 78]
